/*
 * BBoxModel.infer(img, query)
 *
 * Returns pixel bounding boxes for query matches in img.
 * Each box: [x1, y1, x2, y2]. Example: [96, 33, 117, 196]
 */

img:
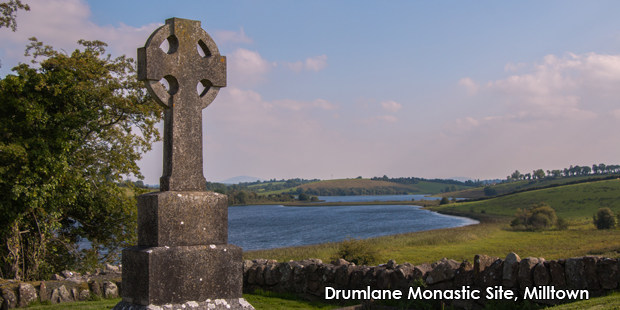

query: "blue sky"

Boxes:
[2, 0, 620, 184]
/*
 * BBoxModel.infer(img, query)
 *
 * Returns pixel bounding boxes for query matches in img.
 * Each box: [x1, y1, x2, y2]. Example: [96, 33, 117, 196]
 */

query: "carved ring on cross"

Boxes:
[138, 18, 226, 110]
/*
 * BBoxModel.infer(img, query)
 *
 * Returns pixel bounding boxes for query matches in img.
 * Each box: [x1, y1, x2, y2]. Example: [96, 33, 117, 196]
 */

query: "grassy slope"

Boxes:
[436, 178, 620, 220]
[260, 178, 473, 196]
[443, 174, 619, 199]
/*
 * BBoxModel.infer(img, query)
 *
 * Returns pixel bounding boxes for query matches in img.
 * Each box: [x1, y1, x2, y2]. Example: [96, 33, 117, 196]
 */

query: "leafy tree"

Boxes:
[555, 217, 569, 230]
[510, 170, 522, 181]
[0, 0, 29, 32]
[511, 203, 557, 230]
[0, 38, 162, 280]
[593, 208, 615, 230]
[533, 169, 546, 179]
[439, 197, 450, 205]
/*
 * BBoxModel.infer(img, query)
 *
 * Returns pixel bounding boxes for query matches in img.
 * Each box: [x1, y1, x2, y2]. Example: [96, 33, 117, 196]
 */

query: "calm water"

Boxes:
[228, 202, 477, 251]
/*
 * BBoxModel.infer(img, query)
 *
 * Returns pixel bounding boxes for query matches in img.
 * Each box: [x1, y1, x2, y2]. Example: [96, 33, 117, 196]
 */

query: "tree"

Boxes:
[511, 170, 522, 181]
[483, 186, 497, 196]
[533, 169, 546, 179]
[511, 203, 557, 230]
[0, 0, 29, 32]
[0, 38, 162, 280]
[593, 208, 615, 230]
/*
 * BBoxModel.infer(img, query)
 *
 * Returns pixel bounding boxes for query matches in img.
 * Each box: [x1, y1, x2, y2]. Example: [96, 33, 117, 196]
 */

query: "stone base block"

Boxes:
[122, 244, 242, 305]
[138, 191, 228, 246]
[113, 298, 255, 310]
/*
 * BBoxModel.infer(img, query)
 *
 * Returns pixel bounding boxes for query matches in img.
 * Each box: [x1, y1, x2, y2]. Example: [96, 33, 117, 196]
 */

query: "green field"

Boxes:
[259, 178, 473, 196]
[442, 174, 620, 199]
[436, 178, 620, 220]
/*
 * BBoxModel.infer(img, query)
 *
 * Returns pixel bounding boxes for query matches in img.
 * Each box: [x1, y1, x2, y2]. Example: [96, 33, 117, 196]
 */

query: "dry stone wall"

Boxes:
[0, 264, 121, 309]
[1, 254, 619, 309]
[243, 253, 620, 309]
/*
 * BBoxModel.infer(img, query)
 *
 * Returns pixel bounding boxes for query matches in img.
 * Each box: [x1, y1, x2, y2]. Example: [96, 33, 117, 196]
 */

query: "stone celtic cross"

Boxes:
[138, 17, 226, 191]
[116, 18, 254, 310]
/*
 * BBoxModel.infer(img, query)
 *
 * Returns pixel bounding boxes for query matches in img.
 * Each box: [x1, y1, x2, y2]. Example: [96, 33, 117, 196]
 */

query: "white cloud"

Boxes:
[214, 27, 253, 44]
[272, 98, 336, 111]
[380, 100, 401, 112]
[0, 0, 161, 72]
[284, 55, 328, 72]
[227, 48, 276, 86]
[458, 77, 479, 95]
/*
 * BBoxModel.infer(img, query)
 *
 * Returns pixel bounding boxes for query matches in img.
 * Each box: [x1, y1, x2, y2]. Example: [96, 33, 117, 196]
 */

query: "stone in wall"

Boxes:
[412, 263, 432, 281]
[474, 254, 498, 286]
[549, 260, 566, 288]
[39, 281, 49, 302]
[17, 283, 37, 308]
[480, 258, 503, 287]
[518, 257, 544, 290]
[425, 258, 460, 285]
[583, 256, 601, 290]
[1, 289, 17, 309]
[565, 257, 585, 290]
[533, 262, 550, 286]
[453, 261, 474, 287]
[502, 252, 520, 288]
[597, 258, 619, 290]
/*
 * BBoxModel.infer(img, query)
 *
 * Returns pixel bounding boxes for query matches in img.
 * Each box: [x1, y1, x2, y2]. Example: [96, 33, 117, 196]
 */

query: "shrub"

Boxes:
[511, 203, 556, 230]
[556, 217, 569, 230]
[440, 197, 450, 205]
[593, 208, 616, 230]
[332, 236, 378, 265]
[484, 186, 498, 196]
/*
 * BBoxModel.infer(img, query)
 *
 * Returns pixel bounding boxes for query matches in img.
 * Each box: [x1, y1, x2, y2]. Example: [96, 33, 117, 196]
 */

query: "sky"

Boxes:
[2, 0, 620, 184]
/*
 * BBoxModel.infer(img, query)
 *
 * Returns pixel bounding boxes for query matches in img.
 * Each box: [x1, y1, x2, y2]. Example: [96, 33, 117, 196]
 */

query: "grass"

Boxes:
[543, 291, 620, 309]
[435, 178, 620, 220]
[443, 174, 620, 199]
[23, 293, 353, 310]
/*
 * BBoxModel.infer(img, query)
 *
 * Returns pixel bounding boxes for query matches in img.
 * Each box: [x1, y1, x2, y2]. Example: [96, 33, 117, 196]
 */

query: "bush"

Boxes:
[593, 208, 616, 230]
[440, 197, 450, 205]
[484, 186, 498, 196]
[556, 217, 569, 230]
[511, 203, 556, 230]
[332, 236, 378, 265]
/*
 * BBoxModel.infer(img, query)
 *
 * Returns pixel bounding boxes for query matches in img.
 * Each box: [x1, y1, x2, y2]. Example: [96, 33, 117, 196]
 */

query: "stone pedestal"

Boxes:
[114, 192, 253, 309]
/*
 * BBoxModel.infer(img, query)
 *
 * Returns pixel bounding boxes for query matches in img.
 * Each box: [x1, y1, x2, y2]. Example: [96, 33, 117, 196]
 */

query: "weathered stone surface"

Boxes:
[104, 281, 119, 298]
[113, 298, 255, 310]
[412, 263, 432, 281]
[386, 259, 396, 270]
[51, 285, 73, 303]
[334, 264, 353, 287]
[90, 280, 102, 296]
[502, 252, 521, 288]
[454, 261, 474, 287]
[376, 268, 393, 289]
[565, 257, 585, 290]
[255, 265, 266, 285]
[426, 259, 460, 285]
[79, 290, 90, 301]
[392, 263, 413, 289]
[518, 257, 543, 290]
[138, 191, 228, 247]
[332, 258, 350, 266]
[598, 258, 619, 290]
[121, 244, 242, 305]
[549, 260, 566, 288]
[106, 264, 121, 273]
[17, 283, 37, 308]
[583, 256, 601, 290]
[51, 274, 64, 281]
[349, 267, 369, 289]
[243, 260, 254, 273]
[138, 18, 226, 191]
[1, 289, 16, 309]
[533, 262, 550, 286]
[474, 254, 499, 286]
[39, 281, 49, 301]
[480, 259, 503, 287]
[264, 264, 280, 286]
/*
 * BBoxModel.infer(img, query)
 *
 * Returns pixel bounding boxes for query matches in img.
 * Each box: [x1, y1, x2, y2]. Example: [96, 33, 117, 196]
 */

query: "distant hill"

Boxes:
[219, 175, 266, 184]
[448, 177, 473, 182]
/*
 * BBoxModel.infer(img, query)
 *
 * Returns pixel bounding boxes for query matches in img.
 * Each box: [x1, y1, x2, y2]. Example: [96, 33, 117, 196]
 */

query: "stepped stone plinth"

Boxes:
[113, 17, 254, 310]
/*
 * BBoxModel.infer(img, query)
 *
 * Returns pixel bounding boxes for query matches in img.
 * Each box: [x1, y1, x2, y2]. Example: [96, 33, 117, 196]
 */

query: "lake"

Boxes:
[229, 196, 477, 251]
